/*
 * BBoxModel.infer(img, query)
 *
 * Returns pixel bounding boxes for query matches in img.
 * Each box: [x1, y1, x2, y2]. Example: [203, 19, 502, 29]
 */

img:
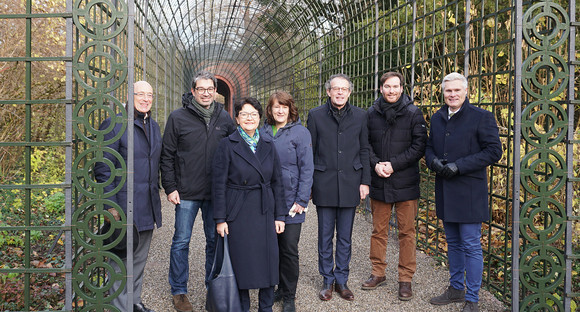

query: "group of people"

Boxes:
[95, 70, 502, 312]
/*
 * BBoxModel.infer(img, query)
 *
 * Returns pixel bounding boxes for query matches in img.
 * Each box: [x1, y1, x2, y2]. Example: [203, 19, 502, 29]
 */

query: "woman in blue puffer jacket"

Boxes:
[261, 91, 313, 312]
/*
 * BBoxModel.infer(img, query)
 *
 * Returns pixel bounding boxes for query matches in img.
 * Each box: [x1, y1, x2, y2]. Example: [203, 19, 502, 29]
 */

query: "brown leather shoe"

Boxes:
[335, 283, 354, 301]
[172, 294, 193, 312]
[398, 282, 413, 301]
[361, 274, 387, 290]
[319, 283, 333, 301]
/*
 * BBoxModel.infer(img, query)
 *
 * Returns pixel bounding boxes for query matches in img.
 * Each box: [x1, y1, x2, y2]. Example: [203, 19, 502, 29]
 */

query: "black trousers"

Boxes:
[239, 286, 274, 312]
[277, 223, 302, 300]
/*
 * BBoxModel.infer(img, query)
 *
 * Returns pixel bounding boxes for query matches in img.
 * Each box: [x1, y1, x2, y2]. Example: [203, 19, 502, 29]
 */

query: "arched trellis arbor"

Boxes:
[0, 0, 577, 311]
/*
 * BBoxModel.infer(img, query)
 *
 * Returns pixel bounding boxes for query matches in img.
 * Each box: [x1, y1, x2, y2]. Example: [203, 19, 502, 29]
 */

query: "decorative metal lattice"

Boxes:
[513, 1, 575, 311]
[71, 0, 131, 310]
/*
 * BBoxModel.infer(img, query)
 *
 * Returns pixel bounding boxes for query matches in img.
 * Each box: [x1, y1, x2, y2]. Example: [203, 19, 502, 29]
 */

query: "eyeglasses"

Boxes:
[134, 92, 154, 99]
[238, 112, 259, 119]
[195, 87, 216, 94]
[330, 86, 350, 92]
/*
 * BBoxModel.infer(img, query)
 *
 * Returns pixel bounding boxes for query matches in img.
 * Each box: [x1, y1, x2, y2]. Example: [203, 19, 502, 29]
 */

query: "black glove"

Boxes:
[440, 163, 459, 179]
[431, 158, 445, 173]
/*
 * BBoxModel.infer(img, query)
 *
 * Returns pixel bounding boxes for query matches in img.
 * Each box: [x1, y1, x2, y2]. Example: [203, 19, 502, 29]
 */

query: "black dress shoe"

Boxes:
[274, 288, 283, 302]
[282, 298, 296, 312]
[319, 283, 333, 301]
[134, 302, 155, 312]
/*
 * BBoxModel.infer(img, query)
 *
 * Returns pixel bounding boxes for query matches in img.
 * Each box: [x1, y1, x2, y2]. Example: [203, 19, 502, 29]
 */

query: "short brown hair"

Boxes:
[265, 91, 299, 125]
[380, 72, 404, 87]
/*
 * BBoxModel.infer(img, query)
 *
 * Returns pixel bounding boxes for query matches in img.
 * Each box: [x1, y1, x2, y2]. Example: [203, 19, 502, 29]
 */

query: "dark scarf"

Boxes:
[328, 98, 350, 122]
[191, 97, 214, 125]
[378, 95, 407, 125]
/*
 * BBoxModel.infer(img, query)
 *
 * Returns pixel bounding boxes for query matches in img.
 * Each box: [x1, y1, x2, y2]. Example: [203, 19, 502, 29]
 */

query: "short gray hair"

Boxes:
[325, 73, 354, 91]
[442, 72, 467, 91]
[191, 71, 217, 89]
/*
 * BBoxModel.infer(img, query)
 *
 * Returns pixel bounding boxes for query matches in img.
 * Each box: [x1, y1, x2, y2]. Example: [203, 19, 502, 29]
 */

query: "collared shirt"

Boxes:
[448, 107, 461, 119]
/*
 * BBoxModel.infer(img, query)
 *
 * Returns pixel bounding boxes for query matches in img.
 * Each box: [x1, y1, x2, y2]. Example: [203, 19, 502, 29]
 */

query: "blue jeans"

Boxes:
[169, 200, 215, 295]
[443, 221, 483, 302]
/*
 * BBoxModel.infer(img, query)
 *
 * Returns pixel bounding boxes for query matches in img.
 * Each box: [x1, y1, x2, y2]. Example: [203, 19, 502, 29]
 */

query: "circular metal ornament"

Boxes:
[522, 2, 569, 51]
[73, 93, 127, 145]
[71, 199, 125, 250]
[519, 197, 565, 244]
[521, 99, 568, 148]
[520, 149, 566, 196]
[519, 293, 564, 312]
[73, 0, 128, 40]
[72, 147, 127, 199]
[521, 51, 569, 100]
[73, 41, 128, 93]
[519, 245, 565, 293]
[72, 251, 126, 303]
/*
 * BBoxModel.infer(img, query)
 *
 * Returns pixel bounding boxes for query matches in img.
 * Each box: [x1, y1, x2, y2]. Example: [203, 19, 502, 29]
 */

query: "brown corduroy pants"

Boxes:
[369, 198, 417, 282]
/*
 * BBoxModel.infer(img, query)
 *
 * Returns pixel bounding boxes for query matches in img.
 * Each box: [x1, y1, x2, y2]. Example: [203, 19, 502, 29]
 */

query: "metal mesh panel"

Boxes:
[0, 0, 73, 310]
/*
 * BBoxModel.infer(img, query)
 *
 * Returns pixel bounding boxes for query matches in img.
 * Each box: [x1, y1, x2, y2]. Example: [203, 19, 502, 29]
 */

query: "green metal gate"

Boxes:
[512, 1, 578, 310]
[69, 0, 183, 310]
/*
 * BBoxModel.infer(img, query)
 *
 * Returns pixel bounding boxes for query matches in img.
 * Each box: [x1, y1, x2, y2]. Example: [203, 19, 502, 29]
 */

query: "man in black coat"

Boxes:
[307, 73, 371, 302]
[94, 81, 162, 312]
[160, 71, 236, 312]
[425, 72, 502, 312]
[362, 72, 427, 301]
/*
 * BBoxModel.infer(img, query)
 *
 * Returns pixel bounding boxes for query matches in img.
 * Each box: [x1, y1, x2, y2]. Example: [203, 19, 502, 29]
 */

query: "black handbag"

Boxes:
[206, 233, 242, 312]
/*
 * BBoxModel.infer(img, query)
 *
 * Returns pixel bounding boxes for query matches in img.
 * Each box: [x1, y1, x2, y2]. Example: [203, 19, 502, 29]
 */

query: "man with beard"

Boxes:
[362, 72, 427, 301]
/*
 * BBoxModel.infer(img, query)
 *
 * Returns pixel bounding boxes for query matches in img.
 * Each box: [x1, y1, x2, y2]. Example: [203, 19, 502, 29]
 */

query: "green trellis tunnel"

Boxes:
[0, 0, 578, 311]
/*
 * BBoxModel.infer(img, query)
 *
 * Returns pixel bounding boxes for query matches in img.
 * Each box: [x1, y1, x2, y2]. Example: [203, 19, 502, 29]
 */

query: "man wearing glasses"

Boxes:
[95, 81, 162, 312]
[160, 71, 235, 312]
[307, 73, 371, 302]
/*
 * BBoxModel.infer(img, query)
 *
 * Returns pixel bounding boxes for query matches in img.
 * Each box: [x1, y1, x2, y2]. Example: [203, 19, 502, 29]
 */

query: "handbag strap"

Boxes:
[209, 233, 234, 276]
[220, 233, 234, 274]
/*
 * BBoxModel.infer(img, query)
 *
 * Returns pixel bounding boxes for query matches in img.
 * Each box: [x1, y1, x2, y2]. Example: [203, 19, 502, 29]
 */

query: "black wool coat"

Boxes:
[211, 130, 286, 289]
[367, 94, 427, 203]
[425, 101, 502, 223]
[307, 100, 371, 208]
[94, 113, 163, 232]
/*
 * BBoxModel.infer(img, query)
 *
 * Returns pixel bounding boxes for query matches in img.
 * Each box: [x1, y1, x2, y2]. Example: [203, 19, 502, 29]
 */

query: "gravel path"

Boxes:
[142, 196, 506, 312]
